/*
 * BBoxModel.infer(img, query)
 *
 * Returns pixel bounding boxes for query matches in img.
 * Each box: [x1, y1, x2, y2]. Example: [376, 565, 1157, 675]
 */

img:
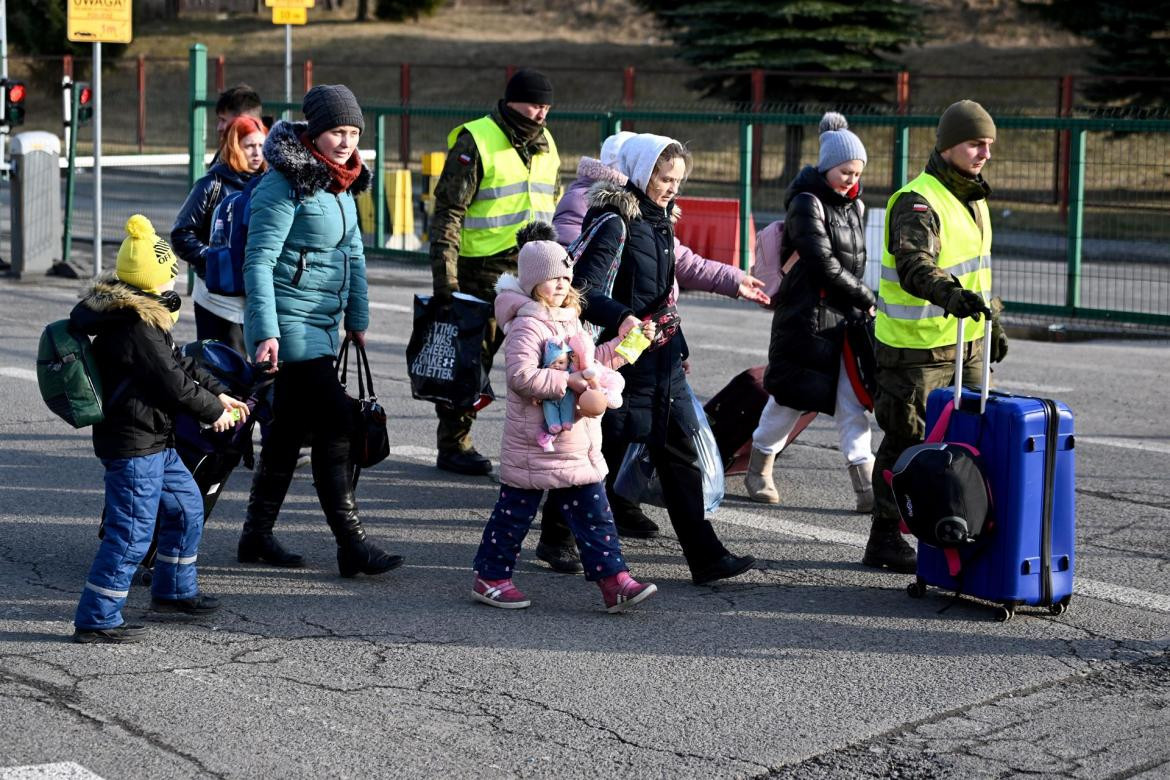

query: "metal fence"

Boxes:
[180, 46, 1170, 329]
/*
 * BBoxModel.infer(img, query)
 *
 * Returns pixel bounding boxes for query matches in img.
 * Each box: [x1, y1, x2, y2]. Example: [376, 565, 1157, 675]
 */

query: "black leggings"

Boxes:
[261, 356, 353, 474]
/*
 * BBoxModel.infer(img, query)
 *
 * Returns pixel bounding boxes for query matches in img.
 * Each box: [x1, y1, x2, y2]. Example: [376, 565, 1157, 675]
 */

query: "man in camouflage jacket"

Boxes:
[865, 100, 1009, 573]
[429, 70, 559, 476]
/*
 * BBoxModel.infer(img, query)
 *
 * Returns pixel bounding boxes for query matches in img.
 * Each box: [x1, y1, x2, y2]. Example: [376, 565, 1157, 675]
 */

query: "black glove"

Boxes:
[944, 287, 992, 321]
[432, 286, 455, 306]
[991, 321, 1009, 363]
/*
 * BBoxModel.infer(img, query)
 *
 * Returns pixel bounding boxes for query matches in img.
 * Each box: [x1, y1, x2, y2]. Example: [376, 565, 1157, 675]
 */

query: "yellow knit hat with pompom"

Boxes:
[116, 214, 178, 292]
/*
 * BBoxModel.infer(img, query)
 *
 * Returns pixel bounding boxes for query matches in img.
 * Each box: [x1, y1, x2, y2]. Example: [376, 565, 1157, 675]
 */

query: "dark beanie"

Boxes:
[504, 69, 554, 105]
[303, 84, 365, 139]
[936, 100, 996, 152]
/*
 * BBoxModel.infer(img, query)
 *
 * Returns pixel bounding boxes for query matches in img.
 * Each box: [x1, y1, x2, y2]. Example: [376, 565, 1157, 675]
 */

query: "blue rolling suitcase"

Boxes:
[906, 319, 1075, 621]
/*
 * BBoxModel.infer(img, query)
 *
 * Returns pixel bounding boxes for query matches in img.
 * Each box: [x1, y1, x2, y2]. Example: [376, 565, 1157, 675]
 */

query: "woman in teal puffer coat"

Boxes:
[239, 85, 403, 578]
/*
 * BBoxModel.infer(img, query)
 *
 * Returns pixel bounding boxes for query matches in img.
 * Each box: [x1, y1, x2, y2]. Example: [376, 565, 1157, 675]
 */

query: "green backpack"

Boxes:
[36, 320, 126, 428]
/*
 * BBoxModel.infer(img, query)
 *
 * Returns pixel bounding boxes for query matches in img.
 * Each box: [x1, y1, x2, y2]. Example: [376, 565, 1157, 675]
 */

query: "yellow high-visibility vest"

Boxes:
[448, 116, 560, 258]
[876, 171, 993, 349]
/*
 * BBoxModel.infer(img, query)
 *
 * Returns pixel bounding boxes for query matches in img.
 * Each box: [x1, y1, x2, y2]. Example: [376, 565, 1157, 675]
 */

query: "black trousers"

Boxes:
[261, 357, 353, 474]
[542, 411, 729, 573]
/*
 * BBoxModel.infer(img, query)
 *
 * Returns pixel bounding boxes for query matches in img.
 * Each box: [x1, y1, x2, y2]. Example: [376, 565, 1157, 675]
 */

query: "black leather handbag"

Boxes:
[338, 337, 390, 469]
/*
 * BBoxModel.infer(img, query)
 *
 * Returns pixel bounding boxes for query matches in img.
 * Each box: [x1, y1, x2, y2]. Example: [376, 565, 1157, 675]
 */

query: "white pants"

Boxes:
[751, 357, 874, 466]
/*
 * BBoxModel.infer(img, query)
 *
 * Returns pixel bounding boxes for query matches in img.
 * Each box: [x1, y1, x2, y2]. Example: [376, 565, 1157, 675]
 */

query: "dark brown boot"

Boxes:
[861, 516, 917, 574]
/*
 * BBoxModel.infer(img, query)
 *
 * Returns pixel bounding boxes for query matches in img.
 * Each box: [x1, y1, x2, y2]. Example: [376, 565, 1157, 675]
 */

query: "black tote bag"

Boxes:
[405, 293, 495, 410]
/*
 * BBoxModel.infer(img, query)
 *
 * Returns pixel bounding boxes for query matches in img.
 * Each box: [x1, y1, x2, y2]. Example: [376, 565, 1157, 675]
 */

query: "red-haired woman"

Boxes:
[171, 115, 268, 355]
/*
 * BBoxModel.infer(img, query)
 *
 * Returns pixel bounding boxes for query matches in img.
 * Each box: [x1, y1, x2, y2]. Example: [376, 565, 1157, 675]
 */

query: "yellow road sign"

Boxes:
[67, 0, 133, 44]
[272, 6, 308, 24]
[267, 0, 315, 7]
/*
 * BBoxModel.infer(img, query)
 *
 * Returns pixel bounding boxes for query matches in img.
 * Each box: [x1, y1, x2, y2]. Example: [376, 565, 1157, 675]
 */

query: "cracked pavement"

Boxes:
[1, 271, 1168, 779]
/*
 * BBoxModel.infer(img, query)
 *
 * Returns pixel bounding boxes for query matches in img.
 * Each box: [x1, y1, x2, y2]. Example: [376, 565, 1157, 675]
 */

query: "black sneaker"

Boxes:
[535, 542, 583, 574]
[437, 448, 493, 476]
[151, 594, 222, 615]
[614, 509, 660, 539]
[691, 553, 756, 586]
[73, 622, 149, 644]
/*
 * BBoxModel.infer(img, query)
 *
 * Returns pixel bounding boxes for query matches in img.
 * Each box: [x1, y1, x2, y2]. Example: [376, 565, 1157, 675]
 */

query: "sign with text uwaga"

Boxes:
[267, 0, 313, 25]
[67, 0, 133, 43]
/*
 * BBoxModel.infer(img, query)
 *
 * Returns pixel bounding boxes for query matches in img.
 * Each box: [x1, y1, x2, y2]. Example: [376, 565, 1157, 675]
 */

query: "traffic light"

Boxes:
[1, 79, 27, 128]
[76, 82, 93, 126]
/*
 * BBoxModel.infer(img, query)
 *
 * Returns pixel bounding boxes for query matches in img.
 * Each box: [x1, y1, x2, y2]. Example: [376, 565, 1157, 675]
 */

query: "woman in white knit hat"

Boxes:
[745, 112, 878, 512]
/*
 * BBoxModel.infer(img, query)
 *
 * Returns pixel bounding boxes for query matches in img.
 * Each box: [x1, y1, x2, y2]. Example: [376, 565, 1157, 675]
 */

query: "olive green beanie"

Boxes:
[936, 100, 996, 152]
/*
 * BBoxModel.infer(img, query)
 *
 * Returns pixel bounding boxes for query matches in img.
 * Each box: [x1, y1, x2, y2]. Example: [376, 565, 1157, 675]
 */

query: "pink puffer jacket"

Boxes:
[495, 274, 622, 491]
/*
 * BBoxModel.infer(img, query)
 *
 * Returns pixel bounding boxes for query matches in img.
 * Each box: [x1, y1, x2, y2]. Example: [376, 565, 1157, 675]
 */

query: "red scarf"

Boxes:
[301, 132, 363, 194]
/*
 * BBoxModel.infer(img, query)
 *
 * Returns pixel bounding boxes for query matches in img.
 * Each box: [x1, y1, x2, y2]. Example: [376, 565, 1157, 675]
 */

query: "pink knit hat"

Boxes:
[517, 222, 573, 295]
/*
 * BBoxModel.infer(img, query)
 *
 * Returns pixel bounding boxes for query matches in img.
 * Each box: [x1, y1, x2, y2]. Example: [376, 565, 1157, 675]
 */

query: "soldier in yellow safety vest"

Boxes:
[864, 100, 1010, 573]
[429, 69, 561, 476]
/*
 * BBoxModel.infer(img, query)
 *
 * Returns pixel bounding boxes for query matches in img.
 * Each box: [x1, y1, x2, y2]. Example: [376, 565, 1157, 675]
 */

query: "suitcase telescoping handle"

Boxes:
[952, 314, 993, 414]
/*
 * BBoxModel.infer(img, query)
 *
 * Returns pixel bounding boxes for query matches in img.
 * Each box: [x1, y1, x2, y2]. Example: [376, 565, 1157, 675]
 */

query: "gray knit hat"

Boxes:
[817, 112, 867, 173]
[936, 100, 996, 152]
[517, 222, 573, 295]
[303, 84, 365, 139]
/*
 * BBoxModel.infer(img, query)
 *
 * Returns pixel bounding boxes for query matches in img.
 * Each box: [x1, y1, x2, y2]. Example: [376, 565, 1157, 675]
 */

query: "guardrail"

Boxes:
[186, 45, 1170, 329]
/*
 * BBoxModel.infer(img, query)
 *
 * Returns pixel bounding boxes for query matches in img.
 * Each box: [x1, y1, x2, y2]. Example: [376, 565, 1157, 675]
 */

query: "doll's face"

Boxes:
[548, 353, 570, 370]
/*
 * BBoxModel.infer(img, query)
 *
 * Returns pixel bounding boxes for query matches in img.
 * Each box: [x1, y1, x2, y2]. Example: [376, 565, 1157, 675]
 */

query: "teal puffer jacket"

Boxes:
[244, 120, 370, 363]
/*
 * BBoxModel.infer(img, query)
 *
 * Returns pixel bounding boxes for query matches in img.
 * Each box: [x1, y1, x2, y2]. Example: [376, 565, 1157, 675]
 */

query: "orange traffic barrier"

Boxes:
[673, 196, 755, 268]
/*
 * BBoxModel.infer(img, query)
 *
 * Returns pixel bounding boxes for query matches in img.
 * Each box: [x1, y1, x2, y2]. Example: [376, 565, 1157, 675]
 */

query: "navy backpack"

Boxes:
[204, 176, 263, 296]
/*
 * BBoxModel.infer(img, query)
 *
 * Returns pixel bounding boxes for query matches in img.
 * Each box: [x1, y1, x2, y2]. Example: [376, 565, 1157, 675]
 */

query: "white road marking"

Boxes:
[0, 763, 106, 780]
[0, 367, 38, 382]
[995, 381, 1074, 395]
[712, 504, 1170, 614]
[368, 301, 413, 314]
[1079, 436, 1170, 455]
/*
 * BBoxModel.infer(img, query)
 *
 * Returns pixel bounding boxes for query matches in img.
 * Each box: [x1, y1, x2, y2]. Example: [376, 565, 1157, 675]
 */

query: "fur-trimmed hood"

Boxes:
[262, 120, 371, 198]
[575, 156, 627, 187]
[586, 180, 641, 223]
[73, 274, 176, 333]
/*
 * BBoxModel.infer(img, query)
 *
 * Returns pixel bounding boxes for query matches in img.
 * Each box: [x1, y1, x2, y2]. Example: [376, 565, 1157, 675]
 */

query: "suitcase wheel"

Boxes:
[131, 565, 153, 587]
[995, 603, 1016, 623]
[1048, 596, 1071, 616]
[906, 579, 927, 599]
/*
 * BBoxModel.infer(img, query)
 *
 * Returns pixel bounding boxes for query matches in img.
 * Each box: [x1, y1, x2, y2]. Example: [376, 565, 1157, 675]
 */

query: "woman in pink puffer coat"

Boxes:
[470, 222, 659, 614]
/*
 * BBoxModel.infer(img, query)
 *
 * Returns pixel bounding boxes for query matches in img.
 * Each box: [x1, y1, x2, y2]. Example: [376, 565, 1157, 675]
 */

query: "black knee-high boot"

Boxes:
[313, 446, 403, 578]
[238, 456, 305, 568]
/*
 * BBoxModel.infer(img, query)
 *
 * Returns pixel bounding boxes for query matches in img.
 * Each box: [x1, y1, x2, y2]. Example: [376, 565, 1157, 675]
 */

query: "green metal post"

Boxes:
[62, 82, 81, 266]
[1064, 128, 1085, 311]
[892, 122, 910, 190]
[738, 121, 753, 272]
[188, 44, 207, 188]
[187, 44, 207, 293]
[374, 113, 386, 249]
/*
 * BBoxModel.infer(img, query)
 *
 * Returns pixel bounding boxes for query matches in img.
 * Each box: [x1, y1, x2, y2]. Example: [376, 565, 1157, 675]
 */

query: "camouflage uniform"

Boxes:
[871, 150, 1006, 527]
[430, 104, 555, 454]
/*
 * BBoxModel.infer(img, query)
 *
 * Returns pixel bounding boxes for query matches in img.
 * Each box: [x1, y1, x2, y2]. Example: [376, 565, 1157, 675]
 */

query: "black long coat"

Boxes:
[764, 165, 876, 415]
[573, 181, 697, 445]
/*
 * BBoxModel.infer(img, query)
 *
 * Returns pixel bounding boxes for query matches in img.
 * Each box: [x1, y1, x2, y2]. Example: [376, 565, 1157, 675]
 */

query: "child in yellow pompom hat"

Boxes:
[116, 214, 179, 295]
[66, 214, 251, 644]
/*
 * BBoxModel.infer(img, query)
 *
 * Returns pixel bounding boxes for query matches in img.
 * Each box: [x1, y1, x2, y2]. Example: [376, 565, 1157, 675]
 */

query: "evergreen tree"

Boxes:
[374, 0, 445, 22]
[638, 0, 925, 105]
[1030, 0, 1170, 108]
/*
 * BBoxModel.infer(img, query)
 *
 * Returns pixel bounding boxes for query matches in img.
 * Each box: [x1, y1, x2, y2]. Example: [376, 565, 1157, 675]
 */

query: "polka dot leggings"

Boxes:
[473, 482, 626, 582]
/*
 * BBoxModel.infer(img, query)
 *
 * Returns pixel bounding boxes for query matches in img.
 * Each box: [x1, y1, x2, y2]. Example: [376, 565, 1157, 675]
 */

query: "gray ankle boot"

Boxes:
[849, 461, 875, 513]
[745, 447, 779, 504]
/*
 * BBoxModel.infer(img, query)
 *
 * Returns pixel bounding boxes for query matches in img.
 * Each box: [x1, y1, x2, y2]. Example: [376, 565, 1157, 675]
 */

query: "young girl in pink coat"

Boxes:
[471, 222, 658, 613]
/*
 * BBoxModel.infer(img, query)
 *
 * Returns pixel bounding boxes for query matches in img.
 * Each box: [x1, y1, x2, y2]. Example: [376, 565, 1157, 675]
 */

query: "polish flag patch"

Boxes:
[912, 203, 930, 212]
[457, 153, 473, 165]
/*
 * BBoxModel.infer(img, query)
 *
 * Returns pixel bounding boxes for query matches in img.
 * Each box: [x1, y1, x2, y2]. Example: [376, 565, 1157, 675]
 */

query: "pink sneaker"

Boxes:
[599, 571, 658, 614]
[472, 577, 531, 609]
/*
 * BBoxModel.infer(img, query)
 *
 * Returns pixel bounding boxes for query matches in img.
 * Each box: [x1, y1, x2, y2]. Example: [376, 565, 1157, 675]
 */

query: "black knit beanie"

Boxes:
[936, 100, 996, 152]
[303, 84, 365, 139]
[504, 69, 554, 105]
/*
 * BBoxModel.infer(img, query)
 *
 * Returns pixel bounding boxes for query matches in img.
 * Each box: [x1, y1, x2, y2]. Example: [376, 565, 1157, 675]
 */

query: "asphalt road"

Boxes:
[1, 265, 1168, 779]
